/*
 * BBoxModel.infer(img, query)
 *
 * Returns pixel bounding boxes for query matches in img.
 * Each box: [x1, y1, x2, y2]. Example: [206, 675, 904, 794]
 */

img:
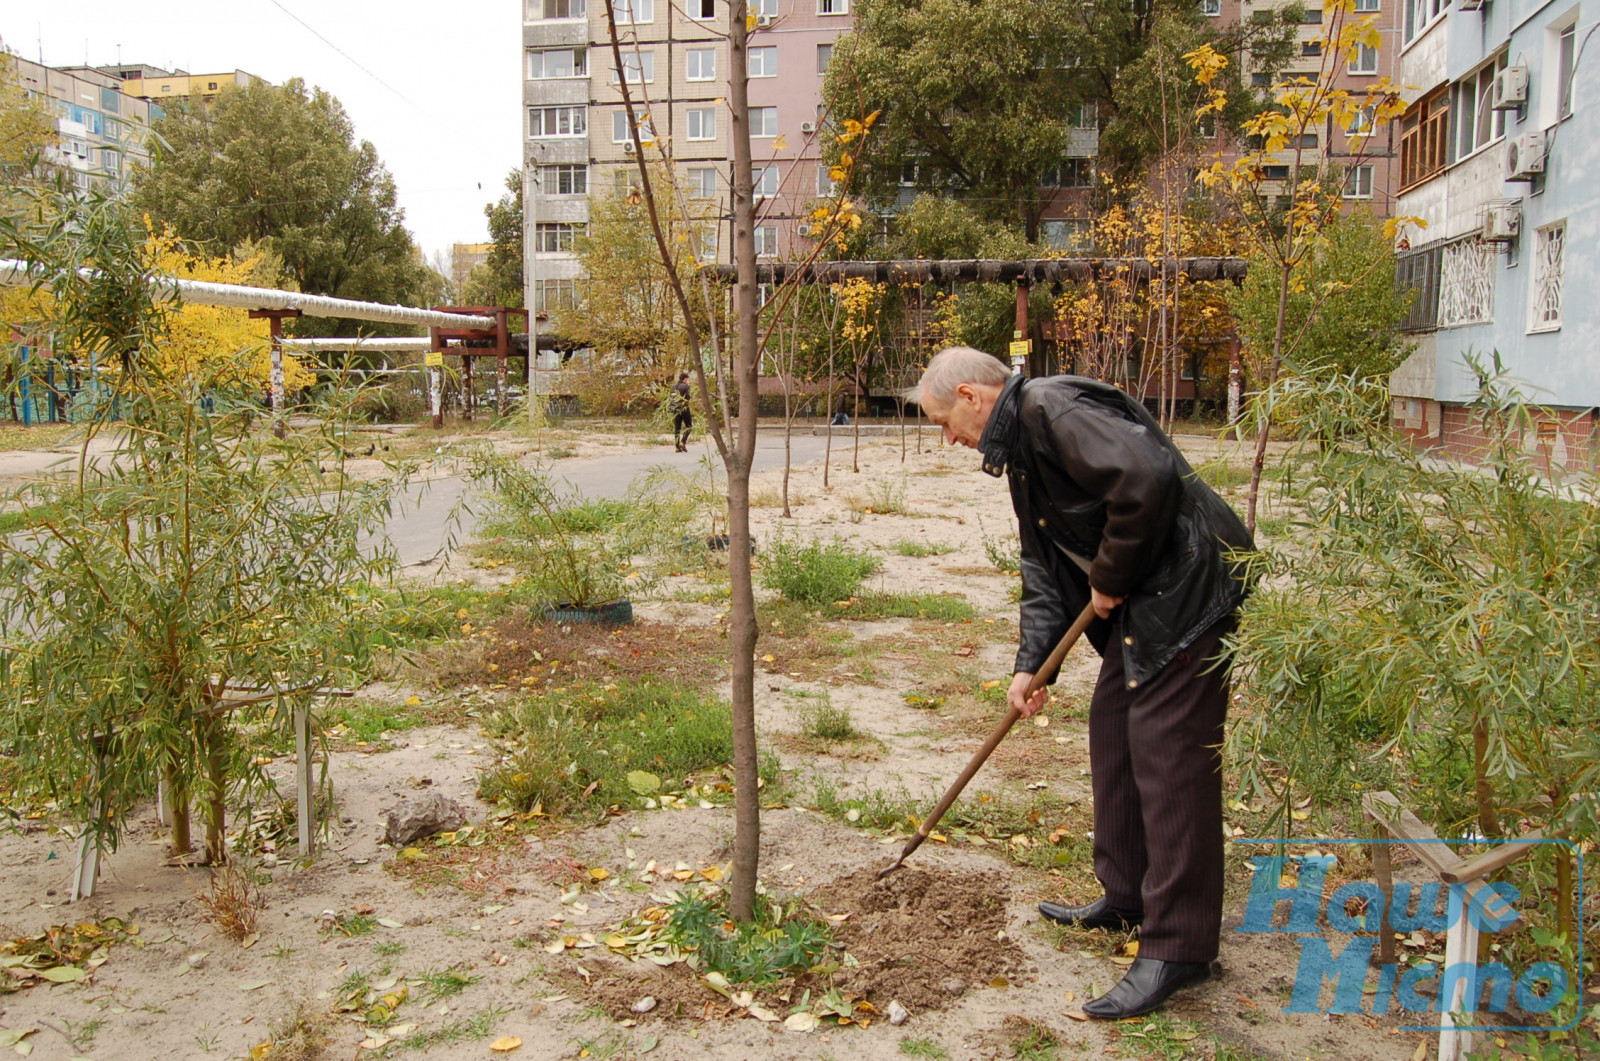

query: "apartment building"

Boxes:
[1389, 0, 1597, 464]
[12, 57, 158, 193]
[451, 242, 494, 294]
[114, 68, 263, 102]
[521, 0, 853, 314]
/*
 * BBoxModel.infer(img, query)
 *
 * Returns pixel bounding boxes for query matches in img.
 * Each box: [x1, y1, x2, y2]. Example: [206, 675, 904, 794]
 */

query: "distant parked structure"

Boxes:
[1389, 0, 1597, 468]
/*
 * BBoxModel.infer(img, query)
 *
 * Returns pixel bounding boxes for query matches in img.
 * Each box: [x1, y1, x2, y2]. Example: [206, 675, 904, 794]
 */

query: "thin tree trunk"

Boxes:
[201, 711, 228, 864]
[724, 0, 763, 922]
[166, 759, 192, 857]
[823, 335, 835, 490]
[1472, 718, 1502, 840]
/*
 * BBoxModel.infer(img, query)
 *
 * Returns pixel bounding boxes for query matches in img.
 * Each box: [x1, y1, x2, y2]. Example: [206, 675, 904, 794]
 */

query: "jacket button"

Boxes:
[1037, 518, 1047, 527]
[1127, 679, 1138, 689]
[1123, 636, 1134, 646]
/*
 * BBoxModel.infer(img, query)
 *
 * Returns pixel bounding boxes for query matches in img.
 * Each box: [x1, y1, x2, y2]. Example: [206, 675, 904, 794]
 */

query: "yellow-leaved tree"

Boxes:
[145, 230, 315, 392]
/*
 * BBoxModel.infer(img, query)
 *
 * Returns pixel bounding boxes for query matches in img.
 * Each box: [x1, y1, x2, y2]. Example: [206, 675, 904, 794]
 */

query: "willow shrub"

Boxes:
[0, 187, 400, 863]
[1230, 359, 1600, 1011]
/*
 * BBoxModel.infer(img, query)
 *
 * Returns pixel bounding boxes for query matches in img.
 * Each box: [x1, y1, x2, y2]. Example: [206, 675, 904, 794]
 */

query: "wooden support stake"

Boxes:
[1439, 907, 1481, 1061]
[1370, 829, 1397, 968]
[249, 309, 302, 439]
[296, 704, 315, 859]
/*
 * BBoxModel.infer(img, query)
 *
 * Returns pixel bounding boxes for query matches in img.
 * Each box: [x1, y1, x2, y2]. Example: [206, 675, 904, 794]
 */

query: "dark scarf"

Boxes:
[978, 374, 1025, 477]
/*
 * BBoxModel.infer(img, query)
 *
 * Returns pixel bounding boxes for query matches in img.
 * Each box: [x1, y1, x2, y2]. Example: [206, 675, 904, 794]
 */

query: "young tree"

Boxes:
[1186, 0, 1410, 532]
[462, 169, 526, 309]
[132, 78, 439, 336]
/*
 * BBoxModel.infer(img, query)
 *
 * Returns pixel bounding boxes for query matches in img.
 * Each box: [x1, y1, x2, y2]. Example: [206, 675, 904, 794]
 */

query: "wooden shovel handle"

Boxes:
[906, 601, 1097, 849]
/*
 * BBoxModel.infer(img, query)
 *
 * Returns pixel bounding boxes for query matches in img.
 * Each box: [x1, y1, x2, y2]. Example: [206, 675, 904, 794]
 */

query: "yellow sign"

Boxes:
[425, 351, 444, 368]
[1008, 339, 1031, 360]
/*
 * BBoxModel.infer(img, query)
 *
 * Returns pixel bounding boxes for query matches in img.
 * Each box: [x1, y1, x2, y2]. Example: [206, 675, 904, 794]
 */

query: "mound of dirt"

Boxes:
[808, 866, 1028, 1010]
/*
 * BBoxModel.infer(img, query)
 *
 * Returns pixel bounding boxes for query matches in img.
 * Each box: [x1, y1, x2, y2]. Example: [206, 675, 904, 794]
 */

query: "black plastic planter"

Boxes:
[540, 600, 634, 625]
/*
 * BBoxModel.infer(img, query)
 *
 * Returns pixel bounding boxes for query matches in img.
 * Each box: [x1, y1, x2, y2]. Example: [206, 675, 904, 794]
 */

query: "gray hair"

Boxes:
[911, 346, 1012, 406]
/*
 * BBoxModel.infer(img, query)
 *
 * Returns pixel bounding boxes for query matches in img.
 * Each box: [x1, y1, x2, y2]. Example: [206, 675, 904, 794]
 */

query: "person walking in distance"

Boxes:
[670, 372, 693, 452]
[912, 346, 1254, 1019]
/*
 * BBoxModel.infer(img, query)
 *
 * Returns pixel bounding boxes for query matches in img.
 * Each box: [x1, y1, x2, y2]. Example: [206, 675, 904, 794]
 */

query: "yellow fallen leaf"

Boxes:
[1122, 940, 1140, 957]
[405, 696, 421, 706]
[1412, 1042, 1427, 1061]
[1291, 809, 1311, 821]
[762, 654, 776, 662]
[589, 867, 610, 882]
[490, 1036, 523, 1052]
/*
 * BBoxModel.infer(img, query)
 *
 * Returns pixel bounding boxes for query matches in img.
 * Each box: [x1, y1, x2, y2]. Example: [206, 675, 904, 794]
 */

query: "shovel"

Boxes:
[876, 601, 1098, 881]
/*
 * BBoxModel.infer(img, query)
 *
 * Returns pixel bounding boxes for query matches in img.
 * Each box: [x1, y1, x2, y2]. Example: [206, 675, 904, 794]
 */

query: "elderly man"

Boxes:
[914, 346, 1253, 1019]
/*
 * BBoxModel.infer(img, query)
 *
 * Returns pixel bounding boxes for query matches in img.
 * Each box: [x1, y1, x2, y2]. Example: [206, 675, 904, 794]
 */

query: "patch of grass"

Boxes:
[356, 581, 537, 649]
[978, 518, 1021, 574]
[417, 963, 481, 1002]
[325, 699, 427, 743]
[663, 887, 833, 985]
[477, 678, 733, 814]
[391, 1005, 508, 1051]
[890, 538, 956, 557]
[373, 940, 406, 957]
[760, 531, 881, 605]
[195, 862, 262, 943]
[546, 445, 578, 459]
[1254, 514, 1293, 537]
[800, 700, 859, 742]
[0, 423, 74, 451]
[900, 1037, 950, 1059]
[1111, 1013, 1209, 1059]
[256, 1002, 332, 1061]
[1192, 460, 1252, 490]
[843, 592, 974, 621]
[1003, 1016, 1059, 1061]
[847, 477, 914, 515]
[324, 912, 376, 937]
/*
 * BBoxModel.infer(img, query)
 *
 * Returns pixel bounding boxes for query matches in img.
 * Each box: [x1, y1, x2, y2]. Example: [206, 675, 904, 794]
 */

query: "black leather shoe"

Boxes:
[1037, 896, 1144, 930]
[1082, 957, 1212, 1019]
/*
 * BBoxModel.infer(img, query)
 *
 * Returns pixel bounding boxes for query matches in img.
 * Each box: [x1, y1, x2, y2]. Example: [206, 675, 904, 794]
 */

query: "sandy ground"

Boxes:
[0, 428, 1449, 1061]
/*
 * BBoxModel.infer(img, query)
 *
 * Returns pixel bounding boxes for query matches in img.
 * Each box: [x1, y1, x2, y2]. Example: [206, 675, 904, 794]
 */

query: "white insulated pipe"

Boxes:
[280, 336, 435, 353]
[0, 259, 496, 331]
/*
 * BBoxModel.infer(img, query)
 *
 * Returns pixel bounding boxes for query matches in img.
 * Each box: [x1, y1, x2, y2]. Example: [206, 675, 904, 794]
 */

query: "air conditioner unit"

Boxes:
[1482, 201, 1521, 241]
[756, 13, 772, 26]
[797, 222, 813, 236]
[800, 120, 816, 134]
[1492, 65, 1529, 109]
[1506, 129, 1546, 180]
[622, 140, 637, 153]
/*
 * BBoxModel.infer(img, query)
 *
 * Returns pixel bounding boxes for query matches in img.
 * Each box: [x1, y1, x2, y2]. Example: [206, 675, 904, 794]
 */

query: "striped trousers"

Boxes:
[1089, 614, 1234, 964]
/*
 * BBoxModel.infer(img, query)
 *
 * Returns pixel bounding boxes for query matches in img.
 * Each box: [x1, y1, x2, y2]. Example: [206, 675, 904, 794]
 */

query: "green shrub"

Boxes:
[890, 538, 955, 557]
[663, 888, 832, 985]
[800, 700, 859, 742]
[847, 592, 974, 621]
[477, 679, 732, 813]
[350, 384, 426, 424]
[978, 518, 1020, 574]
[760, 531, 881, 605]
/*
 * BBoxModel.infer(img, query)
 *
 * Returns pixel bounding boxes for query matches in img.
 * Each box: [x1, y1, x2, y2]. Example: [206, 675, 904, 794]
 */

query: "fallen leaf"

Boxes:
[376, 917, 404, 929]
[589, 868, 610, 882]
[37, 966, 86, 983]
[240, 932, 260, 949]
[1064, 1009, 1090, 1022]
[489, 1037, 522, 1052]
[748, 1004, 781, 1022]
[1121, 940, 1140, 958]
[639, 1035, 659, 1054]
[627, 771, 661, 795]
[1412, 1043, 1427, 1061]
[783, 1012, 820, 1032]
[1063, 990, 1075, 1002]
[238, 978, 273, 991]
[990, 977, 1009, 989]
[405, 696, 421, 706]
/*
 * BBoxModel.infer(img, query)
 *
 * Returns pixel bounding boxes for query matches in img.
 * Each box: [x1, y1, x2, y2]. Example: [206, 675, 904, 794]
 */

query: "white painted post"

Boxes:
[70, 813, 100, 901]
[1438, 884, 1482, 1061]
[156, 775, 171, 828]
[430, 366, 442, 425]
[296, 704, 314, 859]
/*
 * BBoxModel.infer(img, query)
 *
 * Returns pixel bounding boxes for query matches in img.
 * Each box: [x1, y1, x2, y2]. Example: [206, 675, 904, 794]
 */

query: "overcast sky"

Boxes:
[4, 0, 520, 262]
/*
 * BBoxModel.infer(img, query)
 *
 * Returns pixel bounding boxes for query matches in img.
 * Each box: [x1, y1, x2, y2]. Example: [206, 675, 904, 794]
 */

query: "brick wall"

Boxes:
[1395, 401, 1599, 474]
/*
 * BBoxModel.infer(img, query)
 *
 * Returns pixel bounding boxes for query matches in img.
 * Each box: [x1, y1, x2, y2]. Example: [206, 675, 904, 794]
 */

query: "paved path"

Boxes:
[385, 432, 836, 566]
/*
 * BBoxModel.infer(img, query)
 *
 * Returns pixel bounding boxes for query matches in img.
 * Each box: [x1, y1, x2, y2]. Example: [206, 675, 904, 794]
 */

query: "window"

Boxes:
[1438, 237, 1495, 327]
[1530, 221, 1566, 331]
[1302, 40, 1323, 56]
[541, 164, 588, 195]
[527, 47, 587, 78]
[1342, 163, 1374, 198]
[1042, 158, 1094, 187]
[690, 0, 715, 17]
[535, 278, 580, 313]
[687, 106, 717, 140]
[817, 43, 833, 73]
[1301, 7, 1323, 21]
[1069, 101, 1098, 130]
[817, 165, 836, 195]
[754, 225, 778, 256]
[1456, 57, 1508, 159]
[1042, 219, 1094, 250]
[101, 148, 121, 173]
[1558, 23, 1576, 118]
[615, 0, 653, 22]
[1198, 113, 1217, 138]
[529, 105, 587, 138]
[1348, 42, 1378, 74]
[1399, 87, 1449, 188]
[532, 0, 586, 17]
[755, 0, 778, 15]
[695, 222, 719, 261]
[686, 47, 716, 81]
[749, 46, 778, 77]
[612, 51, 655, 83]
[103, 118, 120, 141]
[1347, 105, 1375, 135]
[753, 165, 779, 198]
[1404, 0, 1448, 44]
[818, 0, 848, 12]
[689, 167, 719, 198]
[1397, 244, 1443, 331]
[1263, 164, 1291, 179]
[1202, 0, 1222, 14]
[1251, 72, 1273, 87]
[536, 223, 581, 253]
[1294, 132, 1319, 148]
[1355, 0, 1379, 8]
[751, 106, 778, 136]
[612, 110, 654, 142]
[207, 81, 219, 91]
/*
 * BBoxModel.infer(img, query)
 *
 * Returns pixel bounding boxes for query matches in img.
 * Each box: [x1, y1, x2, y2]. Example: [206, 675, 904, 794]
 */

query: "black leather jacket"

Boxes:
[978, 374, 1254, 688]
